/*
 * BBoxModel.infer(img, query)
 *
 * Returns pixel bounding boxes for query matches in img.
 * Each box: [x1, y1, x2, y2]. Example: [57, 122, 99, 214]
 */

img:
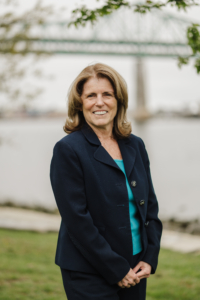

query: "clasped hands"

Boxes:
[117, 261, 151, 289]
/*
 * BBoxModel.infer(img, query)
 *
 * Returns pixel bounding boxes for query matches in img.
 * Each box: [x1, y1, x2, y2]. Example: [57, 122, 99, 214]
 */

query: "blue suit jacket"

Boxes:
[50, 121, 162, 285]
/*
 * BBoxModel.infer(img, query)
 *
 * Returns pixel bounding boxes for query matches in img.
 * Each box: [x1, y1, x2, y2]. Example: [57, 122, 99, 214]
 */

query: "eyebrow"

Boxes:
[85, 91, 114, 96]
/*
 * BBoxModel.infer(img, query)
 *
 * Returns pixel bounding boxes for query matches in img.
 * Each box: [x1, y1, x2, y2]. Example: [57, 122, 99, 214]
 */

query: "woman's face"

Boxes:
[80, 76, 118, 132]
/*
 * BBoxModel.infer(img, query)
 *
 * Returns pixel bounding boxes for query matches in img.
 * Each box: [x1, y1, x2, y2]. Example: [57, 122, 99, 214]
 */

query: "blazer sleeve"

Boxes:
[140, 139, 163, 274]
[50, 139, 131, 285]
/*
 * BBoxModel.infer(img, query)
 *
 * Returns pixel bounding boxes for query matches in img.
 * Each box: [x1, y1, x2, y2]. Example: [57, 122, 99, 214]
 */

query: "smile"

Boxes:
[93, 111, 108, 115]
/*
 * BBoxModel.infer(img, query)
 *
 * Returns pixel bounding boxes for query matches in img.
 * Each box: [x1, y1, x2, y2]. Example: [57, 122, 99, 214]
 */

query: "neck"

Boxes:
[86, 121, 114, 140]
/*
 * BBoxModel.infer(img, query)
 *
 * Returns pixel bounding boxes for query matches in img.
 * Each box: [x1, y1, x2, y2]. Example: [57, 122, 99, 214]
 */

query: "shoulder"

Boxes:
[127, 133, 149, 163]
[55, 130, 84, 147]
[53, 130, 84, 154]
[128, 133, 145, 149]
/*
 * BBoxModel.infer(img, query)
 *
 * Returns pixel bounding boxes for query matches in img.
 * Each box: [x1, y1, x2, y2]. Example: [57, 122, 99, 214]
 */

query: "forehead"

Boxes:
[82, 76, 114, 93]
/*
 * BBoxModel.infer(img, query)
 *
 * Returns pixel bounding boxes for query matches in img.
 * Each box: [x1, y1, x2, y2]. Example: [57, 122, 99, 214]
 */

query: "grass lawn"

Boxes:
[0, 229, 200, 300]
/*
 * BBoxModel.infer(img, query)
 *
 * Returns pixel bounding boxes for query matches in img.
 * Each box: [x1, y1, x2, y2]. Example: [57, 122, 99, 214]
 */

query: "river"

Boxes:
[0, 117, 200, 221]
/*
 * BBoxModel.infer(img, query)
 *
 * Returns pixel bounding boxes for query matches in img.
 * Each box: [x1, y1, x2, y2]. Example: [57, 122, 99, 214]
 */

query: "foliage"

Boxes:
[69, 0, 131, 27]
[0, 0, 61, 107]
[69, 0, 199, 26]
[69, 0, 200, 74]
[135, 0, 198, 13]
[194, 57, 200, 73]
[0, 55, 46, 107]
[187, 23, 200, 54]
[177, 56, 189, 67]
[0, 228, 200, 300]
[0, 0, 54, 55]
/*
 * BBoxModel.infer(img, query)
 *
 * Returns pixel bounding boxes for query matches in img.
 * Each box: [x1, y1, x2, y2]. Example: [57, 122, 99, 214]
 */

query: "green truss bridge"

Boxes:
[1, 8, 197, 120]
[1, 8, 195, 57]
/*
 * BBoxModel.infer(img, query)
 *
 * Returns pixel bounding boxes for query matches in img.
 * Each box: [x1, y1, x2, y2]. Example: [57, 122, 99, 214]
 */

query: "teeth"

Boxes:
[93, 111, 107, 115]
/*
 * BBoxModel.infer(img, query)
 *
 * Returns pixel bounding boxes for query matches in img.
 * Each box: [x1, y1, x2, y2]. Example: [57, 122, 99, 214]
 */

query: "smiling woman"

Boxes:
[50, 63, 162, 300]
[80, 76, 118, 132]
[63, 63, 130, 139]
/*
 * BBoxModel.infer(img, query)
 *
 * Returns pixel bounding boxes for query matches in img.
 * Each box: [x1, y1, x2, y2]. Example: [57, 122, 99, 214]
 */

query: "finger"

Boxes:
[132, 263, 142, 273]
[137, 270, 150, 279]
[131, 282, 136, 287]
[137, 276, 147, 280]
[135, 277, 140, 284]
[138, 274, 150, 280]
[117, 281, 123, 288]
[124, 274, 139, 286]
[121, 279, 128, 286]
[136, 269, 146, 278]
[123, 282, 131, 288]
[123, 281, 132, 288]
[127, 278, 137, 286]
[129, 277, 139, 286]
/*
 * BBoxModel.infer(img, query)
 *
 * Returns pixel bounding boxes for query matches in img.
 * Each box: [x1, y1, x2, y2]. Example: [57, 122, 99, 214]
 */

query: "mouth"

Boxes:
[93, 111, 108, 115]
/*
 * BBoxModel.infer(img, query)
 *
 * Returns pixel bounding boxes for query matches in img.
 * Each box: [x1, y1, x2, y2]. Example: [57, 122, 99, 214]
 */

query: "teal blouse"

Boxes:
[114, 159, 142, 255]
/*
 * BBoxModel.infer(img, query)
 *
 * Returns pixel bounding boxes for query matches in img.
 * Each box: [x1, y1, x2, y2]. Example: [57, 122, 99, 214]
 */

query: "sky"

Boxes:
[1, 0, 200, 112]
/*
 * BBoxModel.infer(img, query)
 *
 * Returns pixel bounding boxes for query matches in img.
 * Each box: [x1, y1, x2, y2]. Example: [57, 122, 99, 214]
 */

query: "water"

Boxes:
[0, 117, 200, 221]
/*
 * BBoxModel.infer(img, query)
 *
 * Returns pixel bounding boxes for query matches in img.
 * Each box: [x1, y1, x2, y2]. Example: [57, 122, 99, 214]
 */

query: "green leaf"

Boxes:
[177, 56, 189, 68]
[194, 57, 200, 73]
[187, 24, 200, 54]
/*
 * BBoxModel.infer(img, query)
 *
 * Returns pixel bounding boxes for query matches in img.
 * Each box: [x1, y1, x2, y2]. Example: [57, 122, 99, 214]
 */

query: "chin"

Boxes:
[93, 120, 108, 127]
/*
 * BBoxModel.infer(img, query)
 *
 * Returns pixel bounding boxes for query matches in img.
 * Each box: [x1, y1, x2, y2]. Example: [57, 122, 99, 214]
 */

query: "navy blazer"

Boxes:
[50, 121, 162, 285]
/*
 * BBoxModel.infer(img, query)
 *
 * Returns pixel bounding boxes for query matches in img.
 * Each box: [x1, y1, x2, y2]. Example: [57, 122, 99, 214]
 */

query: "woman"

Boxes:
[50, 63, 162, 300]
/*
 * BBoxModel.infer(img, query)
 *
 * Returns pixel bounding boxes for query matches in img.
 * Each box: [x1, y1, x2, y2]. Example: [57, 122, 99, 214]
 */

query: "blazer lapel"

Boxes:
[81, 121, 137, 175]
[81, 121, 120, 170]
[118, 139, 137, 179]
[94, 145, 120, 170]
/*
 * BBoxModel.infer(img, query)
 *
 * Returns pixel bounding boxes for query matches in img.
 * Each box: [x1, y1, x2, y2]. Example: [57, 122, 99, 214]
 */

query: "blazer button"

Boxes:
[131, 181, 137, 187]
[145, 221, 149, 227]
[139, 200, 145, 206]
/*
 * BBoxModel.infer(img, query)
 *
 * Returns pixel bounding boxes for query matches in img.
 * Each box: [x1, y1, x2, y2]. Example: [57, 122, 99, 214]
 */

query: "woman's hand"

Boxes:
[132, 261, 152, 280]
[117, 268, 140, 288]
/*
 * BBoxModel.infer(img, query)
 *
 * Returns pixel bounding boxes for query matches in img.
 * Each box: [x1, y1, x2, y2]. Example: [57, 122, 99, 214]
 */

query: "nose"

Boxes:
[96, 94, 104, 106]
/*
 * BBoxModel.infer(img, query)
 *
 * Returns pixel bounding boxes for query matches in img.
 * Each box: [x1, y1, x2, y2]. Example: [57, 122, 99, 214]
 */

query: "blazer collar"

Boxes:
[81, 120, 101, 146]
[81, 120, 136, 178]
[118, 139, 136, 178]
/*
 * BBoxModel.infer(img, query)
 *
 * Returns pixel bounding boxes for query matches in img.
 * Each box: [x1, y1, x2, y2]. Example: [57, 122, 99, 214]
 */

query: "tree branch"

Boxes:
[0, 0, 60, 107]
[69, 0, 199, 27]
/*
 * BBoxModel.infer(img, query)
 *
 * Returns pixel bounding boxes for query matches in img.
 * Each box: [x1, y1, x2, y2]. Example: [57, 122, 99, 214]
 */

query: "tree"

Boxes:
[69, 0, 200, 73]
[0, 0, 63, 109]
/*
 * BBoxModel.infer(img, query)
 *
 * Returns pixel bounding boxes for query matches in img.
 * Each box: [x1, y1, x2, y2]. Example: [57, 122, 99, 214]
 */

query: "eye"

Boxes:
[104, 92, 113, 97]
[87, 93, 95, 98]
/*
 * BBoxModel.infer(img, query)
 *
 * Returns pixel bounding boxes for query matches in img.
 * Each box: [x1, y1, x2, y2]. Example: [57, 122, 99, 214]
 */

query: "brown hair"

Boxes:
[63, 63, 132, 139]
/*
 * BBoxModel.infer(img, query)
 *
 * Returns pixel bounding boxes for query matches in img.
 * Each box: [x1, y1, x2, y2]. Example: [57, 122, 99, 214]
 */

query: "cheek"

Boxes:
[112, 101, 118, 114]
[82, 101, 93, 112]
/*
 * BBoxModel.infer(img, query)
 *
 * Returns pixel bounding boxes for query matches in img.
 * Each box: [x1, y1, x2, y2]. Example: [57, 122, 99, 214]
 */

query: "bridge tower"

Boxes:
[134, 57, 150, 121]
